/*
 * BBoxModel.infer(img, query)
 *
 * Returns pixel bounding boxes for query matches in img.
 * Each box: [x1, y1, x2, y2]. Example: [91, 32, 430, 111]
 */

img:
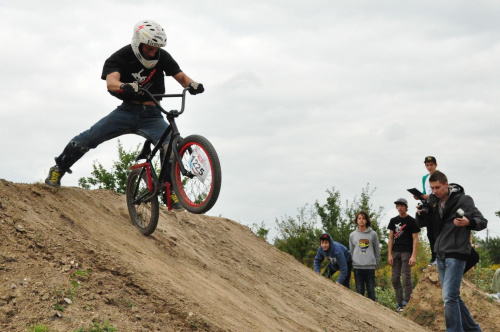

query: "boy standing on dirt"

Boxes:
[387, 198, 420, 312]
[420, 156, 438, 200]
[417, 170, 487, 331]
[413, 156, 438, 265]
[349, 211, 380, 301]
[314, 233, 352, 288]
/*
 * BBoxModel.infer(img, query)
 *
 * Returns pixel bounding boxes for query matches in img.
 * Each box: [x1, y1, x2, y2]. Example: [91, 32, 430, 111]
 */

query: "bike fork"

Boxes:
[130, 162, 153, 191]
[130, 163, 173, 211]
[164, 182, 172, 211]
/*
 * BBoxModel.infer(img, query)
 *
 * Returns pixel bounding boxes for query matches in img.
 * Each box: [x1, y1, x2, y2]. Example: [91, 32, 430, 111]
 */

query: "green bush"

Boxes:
[464, 265, 496, 292]
[375, 286, 397, 310]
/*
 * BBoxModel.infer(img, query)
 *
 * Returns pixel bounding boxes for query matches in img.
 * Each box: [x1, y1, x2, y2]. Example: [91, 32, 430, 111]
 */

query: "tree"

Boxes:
[477, 236, 500, 264]
[273, 204, 321, 267]
[344, 183, 386, 242]
[315, 184, 386, 248]
[250, 221, 270, 241]
[78, 140, 141, 194]
[314, 187, 350, 247]
[273, 184, 386, 267]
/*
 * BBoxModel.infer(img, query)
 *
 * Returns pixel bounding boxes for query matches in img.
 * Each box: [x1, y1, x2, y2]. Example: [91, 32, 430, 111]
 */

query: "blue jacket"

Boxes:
[314, 233, 352, 284]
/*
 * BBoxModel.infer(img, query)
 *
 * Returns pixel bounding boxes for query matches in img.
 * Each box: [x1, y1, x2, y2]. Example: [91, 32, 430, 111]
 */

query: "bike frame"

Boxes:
[129, 87, 195, 210]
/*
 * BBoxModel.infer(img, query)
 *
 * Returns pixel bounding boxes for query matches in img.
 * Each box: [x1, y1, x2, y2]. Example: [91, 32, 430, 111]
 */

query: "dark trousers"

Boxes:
[391, 251, 413, 305]
[323, 261, 353, 288]
[354, 268, 376, 301]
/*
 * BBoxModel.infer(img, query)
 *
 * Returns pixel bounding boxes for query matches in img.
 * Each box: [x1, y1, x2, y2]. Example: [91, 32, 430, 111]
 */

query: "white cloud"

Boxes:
[1, 0, 499, 240]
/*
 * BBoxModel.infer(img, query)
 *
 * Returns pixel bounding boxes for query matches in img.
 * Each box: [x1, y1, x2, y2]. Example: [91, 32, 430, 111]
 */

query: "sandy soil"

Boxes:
[404, 264, 500, 331]
[0, 179, 498, 331]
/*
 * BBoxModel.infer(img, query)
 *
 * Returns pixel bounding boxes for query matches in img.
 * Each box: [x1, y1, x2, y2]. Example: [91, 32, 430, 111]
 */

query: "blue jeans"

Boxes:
[353, 268, 376, 301]
[436, 258, 482, 332]
[55, 103, 170, 172]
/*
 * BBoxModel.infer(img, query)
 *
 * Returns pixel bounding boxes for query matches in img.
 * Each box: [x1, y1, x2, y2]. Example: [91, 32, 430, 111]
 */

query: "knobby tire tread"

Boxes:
[171, 135, 222, 214]
[126, 168, 159, 235]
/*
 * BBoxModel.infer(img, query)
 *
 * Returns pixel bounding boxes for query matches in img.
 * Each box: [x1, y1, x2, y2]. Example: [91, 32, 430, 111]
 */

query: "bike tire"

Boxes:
[171, 134, 222, 214]
[126, 168, 159, 235]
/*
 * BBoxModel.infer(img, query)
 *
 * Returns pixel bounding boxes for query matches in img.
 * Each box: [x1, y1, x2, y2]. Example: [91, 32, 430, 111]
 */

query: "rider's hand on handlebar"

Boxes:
[188, 82, 204, 95]
[118, 83, 139, 98]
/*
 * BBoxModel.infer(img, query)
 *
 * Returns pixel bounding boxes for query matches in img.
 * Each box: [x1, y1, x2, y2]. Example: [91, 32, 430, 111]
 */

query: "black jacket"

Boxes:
[416, 183, 487, 260]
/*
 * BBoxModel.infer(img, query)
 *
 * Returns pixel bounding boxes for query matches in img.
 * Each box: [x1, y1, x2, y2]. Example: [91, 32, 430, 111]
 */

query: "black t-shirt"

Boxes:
[387, 215, 420, 253]
[101, 45, 182, 101]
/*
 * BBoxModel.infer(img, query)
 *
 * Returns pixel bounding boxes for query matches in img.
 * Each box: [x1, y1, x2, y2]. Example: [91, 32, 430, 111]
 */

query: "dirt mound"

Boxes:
[0, 179, 493, 331]
[404, 265, 500, 331]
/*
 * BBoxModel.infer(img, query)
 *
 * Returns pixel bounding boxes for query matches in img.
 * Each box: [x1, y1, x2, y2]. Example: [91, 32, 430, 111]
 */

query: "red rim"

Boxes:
[175, 142, 214, 208]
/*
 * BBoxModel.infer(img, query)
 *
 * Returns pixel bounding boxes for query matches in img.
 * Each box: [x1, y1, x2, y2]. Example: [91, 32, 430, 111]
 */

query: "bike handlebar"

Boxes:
[138, 87, 190, 116]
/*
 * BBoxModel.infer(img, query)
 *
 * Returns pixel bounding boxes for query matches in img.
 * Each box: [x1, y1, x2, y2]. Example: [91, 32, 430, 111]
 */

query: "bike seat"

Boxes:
[135, 140, 152, 161]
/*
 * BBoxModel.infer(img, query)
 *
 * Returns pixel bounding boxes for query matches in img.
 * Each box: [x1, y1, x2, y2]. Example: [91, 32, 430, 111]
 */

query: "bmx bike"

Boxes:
[126, 87, 221, 235]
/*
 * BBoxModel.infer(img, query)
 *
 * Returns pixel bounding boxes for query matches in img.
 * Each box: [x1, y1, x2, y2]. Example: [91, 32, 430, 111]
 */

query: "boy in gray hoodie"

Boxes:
[349, 210, 380, 301]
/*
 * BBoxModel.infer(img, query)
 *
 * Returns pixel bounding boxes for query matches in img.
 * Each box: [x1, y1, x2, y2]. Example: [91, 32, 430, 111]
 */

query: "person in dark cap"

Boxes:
[414, 156, 438, 265]
[387, 198, 420, 312]
[421, 156, 438, 200]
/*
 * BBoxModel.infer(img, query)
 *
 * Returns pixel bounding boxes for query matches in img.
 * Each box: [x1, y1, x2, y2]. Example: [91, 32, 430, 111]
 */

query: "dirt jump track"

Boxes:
[0, 179, 499, 331]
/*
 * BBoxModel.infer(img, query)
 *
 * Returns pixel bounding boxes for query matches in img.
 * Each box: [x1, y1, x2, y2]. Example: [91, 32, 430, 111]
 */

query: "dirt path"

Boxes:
[2, 180, 496, 331]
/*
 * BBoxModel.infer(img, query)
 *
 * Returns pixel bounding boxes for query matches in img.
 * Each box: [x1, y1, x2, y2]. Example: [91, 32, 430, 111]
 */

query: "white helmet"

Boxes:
[131, 20, 167, 69]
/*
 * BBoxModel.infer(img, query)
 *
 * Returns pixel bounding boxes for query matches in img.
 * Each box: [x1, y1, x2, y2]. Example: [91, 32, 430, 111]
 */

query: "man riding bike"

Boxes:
[45, 19, 204, 211]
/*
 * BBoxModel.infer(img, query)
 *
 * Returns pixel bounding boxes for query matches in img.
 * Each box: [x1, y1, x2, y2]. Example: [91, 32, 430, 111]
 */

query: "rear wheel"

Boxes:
[126, 168, 159, 235]
[171, 135, 221, 214]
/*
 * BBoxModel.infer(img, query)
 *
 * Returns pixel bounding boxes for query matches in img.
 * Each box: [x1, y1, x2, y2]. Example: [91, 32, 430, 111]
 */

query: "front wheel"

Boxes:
[171, 135, 222, 214]
[126, 168, 159, 235]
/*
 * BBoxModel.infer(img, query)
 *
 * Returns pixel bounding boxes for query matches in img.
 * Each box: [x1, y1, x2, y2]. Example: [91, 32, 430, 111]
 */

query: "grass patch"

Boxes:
[75, 320, 116, 332]
[27, 325, 52, 332]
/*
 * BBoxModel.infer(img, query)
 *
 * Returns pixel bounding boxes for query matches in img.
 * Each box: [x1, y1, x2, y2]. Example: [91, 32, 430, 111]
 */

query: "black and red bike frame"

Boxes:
[129, 87, 195, 210]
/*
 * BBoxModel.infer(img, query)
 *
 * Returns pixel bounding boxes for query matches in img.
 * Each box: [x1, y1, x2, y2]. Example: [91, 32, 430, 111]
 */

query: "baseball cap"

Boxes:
[319, 234, 329, 241]
[424, 156, 437, 163]
[394, 198, 408, 206]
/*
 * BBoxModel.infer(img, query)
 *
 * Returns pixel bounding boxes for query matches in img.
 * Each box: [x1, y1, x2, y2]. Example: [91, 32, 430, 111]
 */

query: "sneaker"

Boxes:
[396, 302, 407, 313]
[170, 192, 184, 212]
[45, 165, 65, 188]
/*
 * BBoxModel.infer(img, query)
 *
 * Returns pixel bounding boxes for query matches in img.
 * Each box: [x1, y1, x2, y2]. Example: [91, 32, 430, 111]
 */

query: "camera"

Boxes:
[418, 200, 432, 218]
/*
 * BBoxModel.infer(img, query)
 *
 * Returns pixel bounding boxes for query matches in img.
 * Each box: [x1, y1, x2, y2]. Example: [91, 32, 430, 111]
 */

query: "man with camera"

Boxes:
[416, 170, 487, 332]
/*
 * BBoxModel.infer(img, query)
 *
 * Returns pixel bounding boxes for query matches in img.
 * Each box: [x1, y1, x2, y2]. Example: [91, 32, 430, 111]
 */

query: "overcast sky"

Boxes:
[1, 0, 499, 242]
